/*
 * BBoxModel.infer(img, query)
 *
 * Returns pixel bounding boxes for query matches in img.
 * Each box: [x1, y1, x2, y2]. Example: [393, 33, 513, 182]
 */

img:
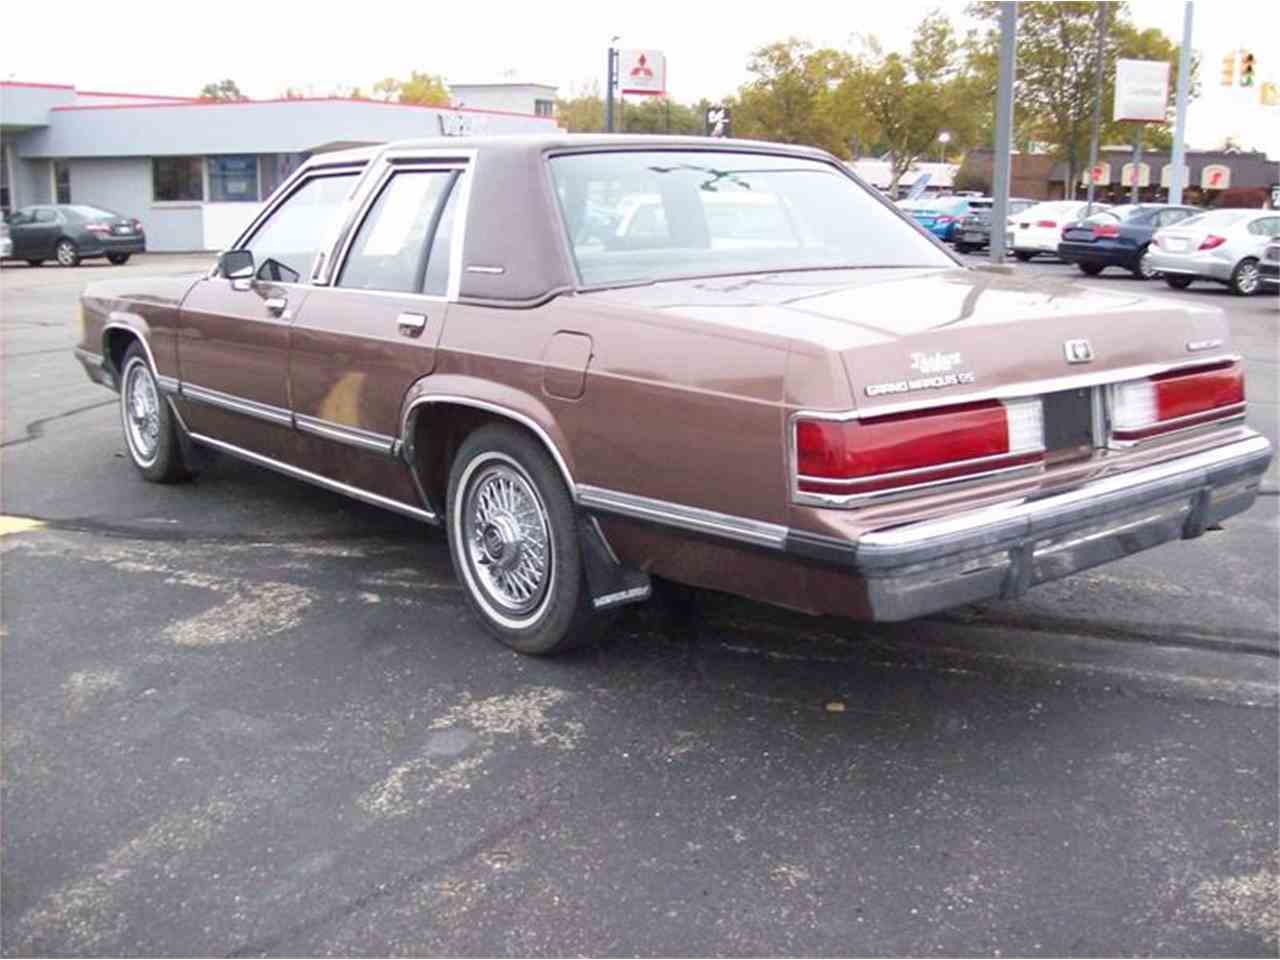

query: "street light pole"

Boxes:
[1085, 3, 1109, 214]
[605, 41, 619, 133]
[990, 2, 1017, 264]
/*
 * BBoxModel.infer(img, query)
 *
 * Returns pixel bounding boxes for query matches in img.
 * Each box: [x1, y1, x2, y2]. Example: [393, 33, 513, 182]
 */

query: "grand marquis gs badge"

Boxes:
[865, 351, 976, 397]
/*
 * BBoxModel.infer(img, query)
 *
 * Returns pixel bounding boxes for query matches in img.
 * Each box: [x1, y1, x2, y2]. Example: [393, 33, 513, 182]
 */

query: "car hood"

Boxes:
[584, 267, 1232, 413]
[80, 272, 207, 311]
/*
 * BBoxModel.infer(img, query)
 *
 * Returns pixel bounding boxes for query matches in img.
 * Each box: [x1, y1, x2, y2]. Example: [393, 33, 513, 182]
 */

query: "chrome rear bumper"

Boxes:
[847, 435, 1272, 621]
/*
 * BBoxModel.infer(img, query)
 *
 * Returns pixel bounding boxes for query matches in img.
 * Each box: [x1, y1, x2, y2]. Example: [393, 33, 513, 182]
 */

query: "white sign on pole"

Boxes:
[1200, 164, 1231, 190]
[1080, 161, 1112, 187]
[1160, 163, 1189, 189]
[619, 50, 667, 96]
[1114, 59, 1171, 123]
[1121, 162, 1151, 187]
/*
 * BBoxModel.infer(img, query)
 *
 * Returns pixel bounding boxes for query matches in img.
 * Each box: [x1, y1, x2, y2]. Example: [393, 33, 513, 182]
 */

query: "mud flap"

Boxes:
[578, 514, 651, 611]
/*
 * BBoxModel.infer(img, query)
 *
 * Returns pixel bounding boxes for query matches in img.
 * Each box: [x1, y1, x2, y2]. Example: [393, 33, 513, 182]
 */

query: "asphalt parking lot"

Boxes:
[3, 252, 1278, 956]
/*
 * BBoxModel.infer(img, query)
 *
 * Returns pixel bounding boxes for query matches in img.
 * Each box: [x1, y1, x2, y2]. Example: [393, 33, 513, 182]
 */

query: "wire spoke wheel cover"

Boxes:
[122, 358, 162, 467]
[458, 455, 555, 625]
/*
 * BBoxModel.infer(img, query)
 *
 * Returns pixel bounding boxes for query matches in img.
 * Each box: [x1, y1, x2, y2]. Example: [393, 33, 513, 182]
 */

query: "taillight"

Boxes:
[795, 398, 1044, 497]
[132, 219, 144, 233]
[1092, 223, 1120, 238]
[1109, 361, 1245, 442]
[84, 222, 111, 234]
[1199, 234, 1226, 251]
[1037, 219, 1057, 228]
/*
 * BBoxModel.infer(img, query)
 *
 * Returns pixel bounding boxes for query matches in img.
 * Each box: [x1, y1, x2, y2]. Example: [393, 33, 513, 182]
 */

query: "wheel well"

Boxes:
[410, 403, 570, 514]
[103, 328, 140, 379]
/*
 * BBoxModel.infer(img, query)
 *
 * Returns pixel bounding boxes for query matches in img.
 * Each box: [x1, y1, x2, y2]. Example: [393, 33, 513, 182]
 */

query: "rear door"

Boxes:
[287, 159, 467, 459]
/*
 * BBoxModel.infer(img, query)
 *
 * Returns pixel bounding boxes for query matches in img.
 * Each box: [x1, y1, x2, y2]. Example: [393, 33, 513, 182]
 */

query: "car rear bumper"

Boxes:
[1259, 261, 1279, 287]
[79, 236, 147, 257]
[1146, 248, 1232, 281]
[790, 434, 1273, 621]
[1057, 241, 1136, 266]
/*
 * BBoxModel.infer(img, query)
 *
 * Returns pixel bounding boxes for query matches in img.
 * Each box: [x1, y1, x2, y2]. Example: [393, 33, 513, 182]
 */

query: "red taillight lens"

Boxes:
[1092, 223, 1120, 238]
[1037, 219, 1057, 228]
[1199, 234, 1226, 251]
[132, 219, 144, 233]
[1110, 361, 1245, 442]
[795, 399, 1044, 497]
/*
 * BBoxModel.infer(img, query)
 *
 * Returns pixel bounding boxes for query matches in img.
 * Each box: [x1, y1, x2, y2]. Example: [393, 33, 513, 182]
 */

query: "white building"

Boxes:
[449, 82, 558, 120]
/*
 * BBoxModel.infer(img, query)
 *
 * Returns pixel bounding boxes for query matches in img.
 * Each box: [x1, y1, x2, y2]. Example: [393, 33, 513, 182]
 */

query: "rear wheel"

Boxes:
[1164, 275, 1193, 290]
[106, 253, 131, 265]
[55, 238, 80, 267]
[119, 343, 189, 483]
[1229, 257, 1261, 296]
[1014, 250, 1034, 262]
[1077, 262, 1105, 276]
[446, 424, 602, 655]
[1132, 245, 1158, 280]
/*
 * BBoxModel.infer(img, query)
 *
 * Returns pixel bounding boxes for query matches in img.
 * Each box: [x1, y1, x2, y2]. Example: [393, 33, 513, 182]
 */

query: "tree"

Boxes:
[967, 2, 1197, 197]
[556, 82, 605, 132]
[199, 79, 247, 101]
[371, 72, 450, 107]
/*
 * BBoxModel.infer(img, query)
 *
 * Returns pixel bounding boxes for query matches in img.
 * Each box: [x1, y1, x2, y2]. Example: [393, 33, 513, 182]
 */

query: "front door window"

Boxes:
[242, 173, 358, 283]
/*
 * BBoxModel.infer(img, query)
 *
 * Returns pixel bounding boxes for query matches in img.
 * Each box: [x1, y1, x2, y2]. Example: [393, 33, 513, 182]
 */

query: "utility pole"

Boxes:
[1168, 1, 1193, 204]
[990, 2, 1017, 264]
[1085, 2, 1109, 215]
[1131, 125, 1143, 203]
[605, 41, 619, 133]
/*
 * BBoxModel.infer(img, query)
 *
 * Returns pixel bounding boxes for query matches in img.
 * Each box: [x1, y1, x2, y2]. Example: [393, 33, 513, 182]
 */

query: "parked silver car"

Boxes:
[1148, 208, 1280, 295]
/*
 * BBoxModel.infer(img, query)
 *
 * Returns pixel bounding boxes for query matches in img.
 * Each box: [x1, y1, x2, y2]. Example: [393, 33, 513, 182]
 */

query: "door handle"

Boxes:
[264, 297, 288, 316]
[397, 312, 428, 338]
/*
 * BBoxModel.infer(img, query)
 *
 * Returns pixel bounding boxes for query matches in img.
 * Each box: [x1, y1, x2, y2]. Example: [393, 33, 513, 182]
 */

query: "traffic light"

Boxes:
[1221, 51, 1237, 86]
[1240, 51, 1256, 87]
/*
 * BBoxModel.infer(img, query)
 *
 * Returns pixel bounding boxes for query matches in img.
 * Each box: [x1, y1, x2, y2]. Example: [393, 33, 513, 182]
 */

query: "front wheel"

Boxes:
[106, 253, 131, 265]
[1132, 245, 1158, 280]
[119, 343, 189, 483]
[1164, 275, 1194, 290]
[1230, 257, 1261, 296]
[1077, 262, 1104, 276]
[446, 424, 602, 655]
[55, 239, 80, 267]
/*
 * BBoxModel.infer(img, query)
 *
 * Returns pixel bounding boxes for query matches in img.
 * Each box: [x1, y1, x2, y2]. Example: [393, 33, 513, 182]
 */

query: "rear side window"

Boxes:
[244, 173, 358, 283]
[337, 170, 459, 294]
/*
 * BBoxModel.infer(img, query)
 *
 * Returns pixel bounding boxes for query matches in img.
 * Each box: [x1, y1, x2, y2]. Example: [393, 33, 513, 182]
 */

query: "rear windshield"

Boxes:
[1178, 209, 1252, 229]
[549, 151, 953, 287]
[65, 205, 120, 220]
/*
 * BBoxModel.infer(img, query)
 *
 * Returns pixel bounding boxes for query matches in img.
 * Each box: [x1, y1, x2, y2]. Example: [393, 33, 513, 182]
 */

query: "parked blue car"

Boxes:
[899, 197, 976, 242]
[1057, 203, 1200, 279]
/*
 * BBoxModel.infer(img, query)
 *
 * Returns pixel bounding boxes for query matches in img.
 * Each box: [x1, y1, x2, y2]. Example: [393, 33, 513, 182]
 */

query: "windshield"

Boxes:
[550, 151, 954, 287]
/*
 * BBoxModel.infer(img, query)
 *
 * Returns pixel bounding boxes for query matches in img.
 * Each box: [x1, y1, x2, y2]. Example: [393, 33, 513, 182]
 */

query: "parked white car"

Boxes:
[1148, 209, 1280, 296]
[1008, 200, 1107, 261]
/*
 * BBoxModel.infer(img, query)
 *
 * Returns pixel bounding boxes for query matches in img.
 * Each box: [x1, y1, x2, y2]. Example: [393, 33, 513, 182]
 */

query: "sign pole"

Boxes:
[1085, 3, 1109, 215]
[989, 1, 1017, 264]
[1131, 124, 1143, 203]
[1168, 1, 1193, 204]
[605, 46, 617, 133]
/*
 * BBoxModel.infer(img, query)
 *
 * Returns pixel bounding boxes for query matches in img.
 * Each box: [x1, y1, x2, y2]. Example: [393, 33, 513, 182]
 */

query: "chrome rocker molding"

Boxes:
[793, 433, 1274, 621]
[295, 413, 397, 457]
[188, 431, 437, 525]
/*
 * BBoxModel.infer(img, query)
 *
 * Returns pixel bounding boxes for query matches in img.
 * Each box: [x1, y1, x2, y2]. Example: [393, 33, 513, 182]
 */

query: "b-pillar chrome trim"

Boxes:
[187, 431, 437, 524]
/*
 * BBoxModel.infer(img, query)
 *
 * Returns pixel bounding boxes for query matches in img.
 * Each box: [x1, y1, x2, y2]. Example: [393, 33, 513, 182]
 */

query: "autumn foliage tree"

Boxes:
[371, 71, 451, 107]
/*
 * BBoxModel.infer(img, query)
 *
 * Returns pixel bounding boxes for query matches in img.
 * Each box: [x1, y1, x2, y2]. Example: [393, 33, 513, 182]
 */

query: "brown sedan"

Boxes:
[74, 135, 1273, 654]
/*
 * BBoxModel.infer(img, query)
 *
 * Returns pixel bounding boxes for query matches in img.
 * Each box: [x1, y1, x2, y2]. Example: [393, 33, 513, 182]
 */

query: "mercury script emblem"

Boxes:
[1064, 338, 1094, 364]
[910, 351, 962, 374]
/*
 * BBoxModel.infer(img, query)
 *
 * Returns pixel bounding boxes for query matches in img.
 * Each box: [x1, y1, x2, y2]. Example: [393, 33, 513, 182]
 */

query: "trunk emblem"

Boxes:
[1064, 339, 1094, 364]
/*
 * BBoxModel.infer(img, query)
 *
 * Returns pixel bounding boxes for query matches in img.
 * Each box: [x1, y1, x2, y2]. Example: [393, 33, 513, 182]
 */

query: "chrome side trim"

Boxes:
[189, 431, 437, 524]
[181, 383, 293, 427]
[841, 354, 1241, 421]
[400, 395, 576, 493]
[155, 374, 179, 396]
[576, 484, 787, 550]
[295, 413, 396, 456]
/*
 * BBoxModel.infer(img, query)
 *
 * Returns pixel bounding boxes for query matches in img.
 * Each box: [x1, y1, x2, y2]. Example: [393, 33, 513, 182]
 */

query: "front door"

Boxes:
[175, 171, 361, 458]
[9, 207, 59, 260]
[285, 165, 465, 499]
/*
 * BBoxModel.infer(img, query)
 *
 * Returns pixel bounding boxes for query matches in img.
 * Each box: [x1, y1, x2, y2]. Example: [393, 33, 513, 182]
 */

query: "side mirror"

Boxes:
[219, 249, 255, 280]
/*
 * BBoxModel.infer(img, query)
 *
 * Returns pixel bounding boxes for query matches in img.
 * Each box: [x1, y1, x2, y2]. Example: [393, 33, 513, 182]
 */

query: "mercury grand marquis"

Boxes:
[74, 135, 1273, 654]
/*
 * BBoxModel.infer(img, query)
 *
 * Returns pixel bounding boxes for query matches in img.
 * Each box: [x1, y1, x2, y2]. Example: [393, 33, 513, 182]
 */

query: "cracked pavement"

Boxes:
[2, 255, 1277, 956]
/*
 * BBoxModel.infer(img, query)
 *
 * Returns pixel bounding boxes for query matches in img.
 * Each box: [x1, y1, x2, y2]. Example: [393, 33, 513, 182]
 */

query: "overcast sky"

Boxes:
[6, 1, 1278, 156]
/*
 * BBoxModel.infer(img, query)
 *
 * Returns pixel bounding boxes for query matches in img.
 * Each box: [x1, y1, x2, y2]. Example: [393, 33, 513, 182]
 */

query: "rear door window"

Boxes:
[337, 170, 459, 294]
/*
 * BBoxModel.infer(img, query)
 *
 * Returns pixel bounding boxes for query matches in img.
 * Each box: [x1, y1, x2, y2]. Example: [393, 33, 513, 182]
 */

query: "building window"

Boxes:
[534, 98, 554, 118]
[260, 153, 310, 201]
[208, 155, 260, 202]
[54, 161, 71, 204]
[153, 157, 204, 202]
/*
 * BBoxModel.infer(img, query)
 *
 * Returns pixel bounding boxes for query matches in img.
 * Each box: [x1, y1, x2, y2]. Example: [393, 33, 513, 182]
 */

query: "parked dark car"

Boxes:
[1057, 204, 1199, 279]
[1261, 238, 1280, 292]
[953, 198, 1035, 253]
[4, 204, 145, 267]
